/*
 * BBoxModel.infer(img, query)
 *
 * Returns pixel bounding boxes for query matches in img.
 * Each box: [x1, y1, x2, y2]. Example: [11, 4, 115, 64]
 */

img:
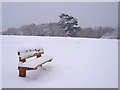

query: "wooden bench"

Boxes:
[17, 48, 53, 77]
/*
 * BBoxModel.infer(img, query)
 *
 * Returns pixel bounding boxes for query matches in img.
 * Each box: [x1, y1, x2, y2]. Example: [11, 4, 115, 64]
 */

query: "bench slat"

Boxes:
[18, 48, 44, 60]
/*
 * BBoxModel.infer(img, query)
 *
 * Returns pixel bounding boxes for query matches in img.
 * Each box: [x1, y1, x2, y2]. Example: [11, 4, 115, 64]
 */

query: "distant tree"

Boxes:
[58, 13, 80, 36]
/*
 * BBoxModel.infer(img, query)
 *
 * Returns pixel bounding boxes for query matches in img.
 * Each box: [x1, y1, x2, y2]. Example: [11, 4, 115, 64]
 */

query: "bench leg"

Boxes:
[19, 67, 26, 77]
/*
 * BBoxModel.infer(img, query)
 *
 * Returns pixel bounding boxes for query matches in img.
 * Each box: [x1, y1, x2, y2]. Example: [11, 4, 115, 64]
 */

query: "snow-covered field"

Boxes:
[2, 35, 118, 88]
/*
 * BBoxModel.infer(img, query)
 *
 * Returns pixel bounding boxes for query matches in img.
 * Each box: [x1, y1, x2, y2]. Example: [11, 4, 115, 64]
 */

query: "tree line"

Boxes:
[2, 13, 118, 39]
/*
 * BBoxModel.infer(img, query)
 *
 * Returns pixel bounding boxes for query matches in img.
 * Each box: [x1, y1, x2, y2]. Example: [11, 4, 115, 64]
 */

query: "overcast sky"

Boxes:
[2, 2, 118, 31]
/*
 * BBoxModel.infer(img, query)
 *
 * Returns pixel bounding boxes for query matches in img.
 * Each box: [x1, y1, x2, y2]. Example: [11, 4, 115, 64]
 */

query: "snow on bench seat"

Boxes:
[18, 55, 53, 68]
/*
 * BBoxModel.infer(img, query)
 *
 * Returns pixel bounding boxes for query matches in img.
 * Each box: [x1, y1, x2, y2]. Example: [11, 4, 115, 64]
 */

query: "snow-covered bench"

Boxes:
[17, 48, 53, 77]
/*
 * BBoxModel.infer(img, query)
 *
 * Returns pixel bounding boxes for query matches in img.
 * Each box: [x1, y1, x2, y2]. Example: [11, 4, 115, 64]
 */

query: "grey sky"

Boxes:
[2, 2, 118, 31]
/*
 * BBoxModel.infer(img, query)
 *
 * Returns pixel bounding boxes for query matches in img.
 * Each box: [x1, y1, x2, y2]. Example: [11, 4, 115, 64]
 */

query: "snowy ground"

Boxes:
[0, 35, 2, 89]
[2, 35, 118, 88]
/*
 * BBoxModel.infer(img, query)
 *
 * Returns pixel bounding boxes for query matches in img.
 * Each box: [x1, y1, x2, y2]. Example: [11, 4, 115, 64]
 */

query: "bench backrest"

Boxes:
[18, 48, 44, 62]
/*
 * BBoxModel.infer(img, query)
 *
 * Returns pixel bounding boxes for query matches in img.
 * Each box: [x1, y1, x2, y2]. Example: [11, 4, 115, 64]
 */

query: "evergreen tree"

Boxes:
[59, 13, 80, 36]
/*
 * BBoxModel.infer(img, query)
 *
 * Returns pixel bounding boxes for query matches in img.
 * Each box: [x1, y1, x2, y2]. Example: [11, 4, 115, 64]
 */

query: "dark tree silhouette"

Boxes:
[59, 13, 80, 36]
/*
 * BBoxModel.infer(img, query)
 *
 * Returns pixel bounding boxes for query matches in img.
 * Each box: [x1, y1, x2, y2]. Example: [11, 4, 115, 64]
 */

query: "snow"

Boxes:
[18, 61, 23, 66]
[19, 51, 36, 59]
[2, 35, 118, 88]
[25, 56, 37, 61]
[18, 48, 44, 59]
[19, 55, 53, 68]
[0, 35, 2, 90]
[17, 45, 44, 52]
